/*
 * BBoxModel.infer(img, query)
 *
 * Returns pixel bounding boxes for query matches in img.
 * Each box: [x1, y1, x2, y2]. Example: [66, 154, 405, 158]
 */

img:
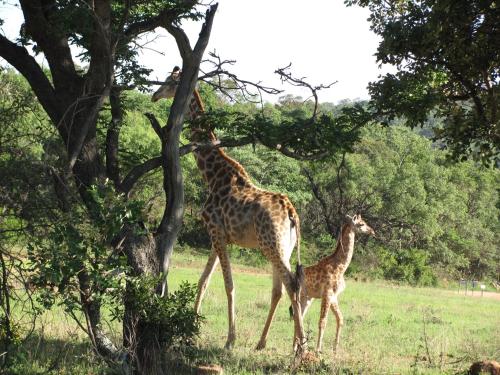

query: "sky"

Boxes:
[0, 1, 391, 104]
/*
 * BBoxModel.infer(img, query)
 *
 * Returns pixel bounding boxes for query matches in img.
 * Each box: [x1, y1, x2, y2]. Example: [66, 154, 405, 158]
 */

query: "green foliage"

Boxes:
[0, 69, 50, 365]
[228, 145, 312, 206]
[27, 182, 141, 312]
[304, 125, 499, 283]
[0, 68, 55, 231]
[119, 90, 168, 163]
[125, 277, 202, 347]
[375, 247, 437, 286]
[0, 315, 22, 347]
[347, 0, 500, 165]
[196, 106, 364, 161]
[25, 180, 201, 349]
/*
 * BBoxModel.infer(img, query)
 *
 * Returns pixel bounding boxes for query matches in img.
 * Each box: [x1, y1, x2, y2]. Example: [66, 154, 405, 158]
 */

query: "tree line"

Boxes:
[2, 67, 498, 289]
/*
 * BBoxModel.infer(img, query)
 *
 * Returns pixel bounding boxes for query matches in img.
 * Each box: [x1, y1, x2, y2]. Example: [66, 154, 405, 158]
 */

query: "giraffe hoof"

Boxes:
[224, 339, 235, 350]
[255, 341, 266, 350]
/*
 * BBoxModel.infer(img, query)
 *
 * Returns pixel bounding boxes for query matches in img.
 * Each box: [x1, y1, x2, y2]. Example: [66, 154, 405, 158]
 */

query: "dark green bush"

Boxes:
[125, 277, 202, 347]
[377, 247, 437, 286]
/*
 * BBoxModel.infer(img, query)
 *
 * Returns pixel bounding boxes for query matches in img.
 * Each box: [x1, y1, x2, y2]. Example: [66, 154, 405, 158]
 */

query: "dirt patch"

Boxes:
[452, 290, 500, 301]
[467, 291, 500, 301]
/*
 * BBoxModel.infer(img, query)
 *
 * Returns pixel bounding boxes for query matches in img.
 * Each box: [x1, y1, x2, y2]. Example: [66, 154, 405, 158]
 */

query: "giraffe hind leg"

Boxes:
[256, 267, 284, 350]
[275, 259, 306, 353]
[212, 238, 236, 350]
[330, 299, 343, 353]
[292, 293, 312, 351]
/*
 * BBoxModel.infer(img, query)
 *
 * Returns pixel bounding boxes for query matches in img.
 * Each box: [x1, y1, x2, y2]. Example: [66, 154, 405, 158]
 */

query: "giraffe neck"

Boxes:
[189, 90, 252, 189]
[329, 223, 356, 273]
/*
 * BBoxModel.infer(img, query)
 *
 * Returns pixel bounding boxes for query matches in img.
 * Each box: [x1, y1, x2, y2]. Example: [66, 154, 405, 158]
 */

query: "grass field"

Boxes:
[6, 250, 500, 374]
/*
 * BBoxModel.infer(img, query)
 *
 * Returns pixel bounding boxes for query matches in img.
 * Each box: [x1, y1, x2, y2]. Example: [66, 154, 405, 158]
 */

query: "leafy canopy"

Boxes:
[347, 0, 500, 165]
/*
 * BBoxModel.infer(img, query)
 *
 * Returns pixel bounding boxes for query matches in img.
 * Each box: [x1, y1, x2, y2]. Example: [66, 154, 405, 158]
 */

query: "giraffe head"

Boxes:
[151, 67, 214, 142]
[151, 66, 181, 102]
[346, 214, 375, 236]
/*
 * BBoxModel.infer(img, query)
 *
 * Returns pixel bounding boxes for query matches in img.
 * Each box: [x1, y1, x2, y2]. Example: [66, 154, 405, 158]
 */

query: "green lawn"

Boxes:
[6, 250, 499, 374]
[167, 252, 499, 374]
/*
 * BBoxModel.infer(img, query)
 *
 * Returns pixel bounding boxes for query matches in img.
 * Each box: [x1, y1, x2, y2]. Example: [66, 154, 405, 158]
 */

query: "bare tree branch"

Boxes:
[275, 63, 337, 120]
[303, 167, 338, 239]
[144, 113, 164, 138]
[198, 51, 283, 102]
[148, 51, 283, 104]
[153, 3, 219, 297]
[164, 23, 193, 61]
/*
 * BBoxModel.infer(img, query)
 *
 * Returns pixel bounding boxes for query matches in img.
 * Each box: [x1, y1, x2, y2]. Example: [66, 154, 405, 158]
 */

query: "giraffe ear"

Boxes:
[345, 214, 353, 223]
[171, 66, 181, 81]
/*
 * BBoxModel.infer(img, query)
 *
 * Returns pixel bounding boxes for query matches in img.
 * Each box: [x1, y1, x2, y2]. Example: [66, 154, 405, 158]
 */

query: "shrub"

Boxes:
[377, 247, 437, 286]
[124, 277, 202, 347]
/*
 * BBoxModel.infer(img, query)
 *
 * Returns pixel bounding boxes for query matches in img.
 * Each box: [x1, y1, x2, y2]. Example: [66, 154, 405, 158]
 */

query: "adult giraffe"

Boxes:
[152, 67, 306, 351]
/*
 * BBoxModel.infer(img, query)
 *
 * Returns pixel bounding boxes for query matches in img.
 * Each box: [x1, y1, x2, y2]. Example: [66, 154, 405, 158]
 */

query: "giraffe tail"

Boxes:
[288, 267, 303, 320]
[289, 208, 304, 300]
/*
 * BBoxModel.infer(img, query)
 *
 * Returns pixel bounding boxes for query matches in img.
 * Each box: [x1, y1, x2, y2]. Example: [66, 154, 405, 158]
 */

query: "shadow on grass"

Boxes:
[4, 335, 359, 375]
[166, 345, 355, 375]
[1, 334, 106, 375]
[166, 345, 290, 374]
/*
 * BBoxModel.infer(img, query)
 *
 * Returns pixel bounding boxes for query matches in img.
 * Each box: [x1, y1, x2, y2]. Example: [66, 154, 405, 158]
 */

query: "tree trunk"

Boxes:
[121, 225, 163, 375]
[156, 3, 218, 297]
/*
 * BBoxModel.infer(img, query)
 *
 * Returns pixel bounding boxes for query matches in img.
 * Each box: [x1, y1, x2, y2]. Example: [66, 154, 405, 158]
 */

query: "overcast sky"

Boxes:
[0, 1, 391, 104]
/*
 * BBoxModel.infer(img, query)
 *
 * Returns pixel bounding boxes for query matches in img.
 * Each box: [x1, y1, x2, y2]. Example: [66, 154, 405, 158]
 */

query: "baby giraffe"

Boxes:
[294, 214, 375, 354]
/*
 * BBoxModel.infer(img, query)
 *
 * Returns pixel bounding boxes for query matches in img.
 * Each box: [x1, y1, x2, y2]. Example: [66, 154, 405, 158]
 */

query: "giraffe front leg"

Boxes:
[330, 299, 343, 353]
[316, 297, 330, 353]
[194, 249, 219, 314]
[214, 240, 236, 350]
[256, 267, 283, 350]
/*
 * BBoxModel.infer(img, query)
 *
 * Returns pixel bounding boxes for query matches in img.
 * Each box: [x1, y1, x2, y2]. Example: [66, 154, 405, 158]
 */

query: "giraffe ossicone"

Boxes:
[152, 67, 307, 353]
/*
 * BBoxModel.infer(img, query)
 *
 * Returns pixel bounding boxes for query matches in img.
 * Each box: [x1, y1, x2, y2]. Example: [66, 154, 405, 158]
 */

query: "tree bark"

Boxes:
[107, 87, 123, 187]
